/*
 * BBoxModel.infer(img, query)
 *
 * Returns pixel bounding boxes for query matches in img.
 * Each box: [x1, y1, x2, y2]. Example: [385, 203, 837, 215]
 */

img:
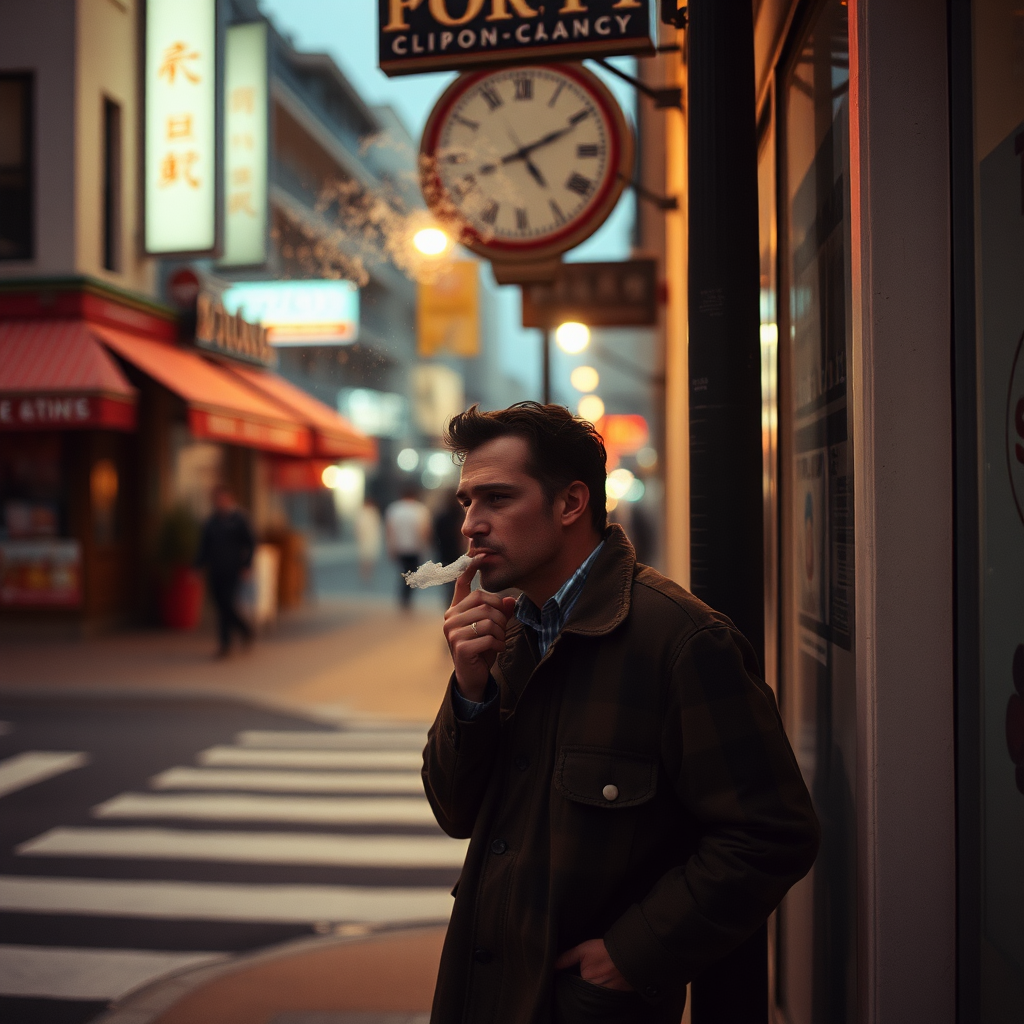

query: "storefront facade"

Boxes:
[740, 0, 1022, 1019]
[0, 277, 373, 631]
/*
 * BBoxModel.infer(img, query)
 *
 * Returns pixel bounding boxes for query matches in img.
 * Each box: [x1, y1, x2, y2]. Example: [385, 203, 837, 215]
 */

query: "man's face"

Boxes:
[456, 436, 562, 593]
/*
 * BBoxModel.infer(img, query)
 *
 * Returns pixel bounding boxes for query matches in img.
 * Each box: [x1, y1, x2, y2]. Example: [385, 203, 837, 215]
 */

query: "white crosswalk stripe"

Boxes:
[0, 944, 227, 1000]
[92, 792, 440, 825]
[149, 766, 425, 793]
[0, 876, 455, 924]
[0, 751, 89, 798]
[197, 746, 425, 770]
[1, 721, 460, 1009]
[236, 729, 427, 750]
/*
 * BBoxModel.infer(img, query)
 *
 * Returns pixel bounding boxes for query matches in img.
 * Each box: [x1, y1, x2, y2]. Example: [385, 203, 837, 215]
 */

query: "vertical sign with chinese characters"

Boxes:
[145, 0, 217, 254]
[220, 22, 268, 266]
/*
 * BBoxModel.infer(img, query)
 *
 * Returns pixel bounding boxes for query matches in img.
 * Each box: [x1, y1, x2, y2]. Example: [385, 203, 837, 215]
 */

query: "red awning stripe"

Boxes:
[225, 364, 377, 462]
[0, 320, 137, 397]
[0, 394, 136, 431]
[94, 326, 313, 457]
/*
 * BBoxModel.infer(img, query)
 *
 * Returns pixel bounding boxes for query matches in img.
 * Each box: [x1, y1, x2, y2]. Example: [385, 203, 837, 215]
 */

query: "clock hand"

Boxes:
[505, 124, 547, 189]
[500, 123, 576, 165]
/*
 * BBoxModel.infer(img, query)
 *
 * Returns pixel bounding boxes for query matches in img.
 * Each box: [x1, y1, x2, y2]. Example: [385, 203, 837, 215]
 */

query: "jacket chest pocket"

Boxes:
[553, 746, 657, 809]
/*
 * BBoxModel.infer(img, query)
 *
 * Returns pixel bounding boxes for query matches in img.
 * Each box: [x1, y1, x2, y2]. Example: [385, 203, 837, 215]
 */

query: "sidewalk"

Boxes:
[0, 594, 455, 723]
[99, 927, 446, 1024]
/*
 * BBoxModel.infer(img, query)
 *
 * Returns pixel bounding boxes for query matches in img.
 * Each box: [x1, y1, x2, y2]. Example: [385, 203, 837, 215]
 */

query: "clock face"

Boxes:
[421, 64, 632, 260]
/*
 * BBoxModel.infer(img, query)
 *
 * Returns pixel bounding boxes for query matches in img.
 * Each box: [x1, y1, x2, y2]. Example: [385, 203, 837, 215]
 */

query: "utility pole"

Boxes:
[686, 0, 768, 1021]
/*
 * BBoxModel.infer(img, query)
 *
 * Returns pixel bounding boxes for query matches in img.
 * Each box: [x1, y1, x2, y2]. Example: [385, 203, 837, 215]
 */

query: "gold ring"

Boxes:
[471, 621, 479, 635]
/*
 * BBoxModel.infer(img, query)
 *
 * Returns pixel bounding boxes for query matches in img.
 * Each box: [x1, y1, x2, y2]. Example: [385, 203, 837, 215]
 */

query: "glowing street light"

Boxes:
[570, 365, 599, 393]
[412, 227, 449, 256]
[555, 321, 590, 354]
[577, 394, 605, 423]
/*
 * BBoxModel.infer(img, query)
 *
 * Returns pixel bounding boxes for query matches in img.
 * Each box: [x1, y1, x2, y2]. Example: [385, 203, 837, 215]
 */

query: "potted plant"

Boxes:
[155, 505, 204, 630]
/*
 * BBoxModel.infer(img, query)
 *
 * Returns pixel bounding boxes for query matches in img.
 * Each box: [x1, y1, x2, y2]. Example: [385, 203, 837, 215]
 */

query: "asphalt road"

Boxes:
[0, 696, 459, 1024]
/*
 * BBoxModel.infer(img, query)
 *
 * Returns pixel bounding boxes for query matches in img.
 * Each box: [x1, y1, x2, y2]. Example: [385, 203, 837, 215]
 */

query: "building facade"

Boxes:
[0, 0, 373, 630]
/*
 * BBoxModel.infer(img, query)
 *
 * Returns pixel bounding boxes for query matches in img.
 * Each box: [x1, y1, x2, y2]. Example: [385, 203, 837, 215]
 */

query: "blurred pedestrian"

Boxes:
[197, 484, 255, 658]
[355, 497, 383, 583]
[433, 489, 466, 607]
[385, 485, 431, 610]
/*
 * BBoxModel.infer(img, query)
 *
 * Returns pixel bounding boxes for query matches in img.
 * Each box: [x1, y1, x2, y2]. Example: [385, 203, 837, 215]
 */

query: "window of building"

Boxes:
[102, 97, 122, 272]
[0, 74, 33, 261]
[776, 2, 854, 1022]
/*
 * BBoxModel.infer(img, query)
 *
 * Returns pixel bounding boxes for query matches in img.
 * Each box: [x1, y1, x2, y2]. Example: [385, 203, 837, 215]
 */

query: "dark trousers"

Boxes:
[397, 554, 420, 608]
[210, 573, 251, 651]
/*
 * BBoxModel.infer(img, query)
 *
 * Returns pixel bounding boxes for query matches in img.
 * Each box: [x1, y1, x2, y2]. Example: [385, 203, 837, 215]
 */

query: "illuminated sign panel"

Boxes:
[222, 281, 360, 345]
[377, 0, 653, 77]
[219, 22, 269, 267]
[145, 0, 218, 254]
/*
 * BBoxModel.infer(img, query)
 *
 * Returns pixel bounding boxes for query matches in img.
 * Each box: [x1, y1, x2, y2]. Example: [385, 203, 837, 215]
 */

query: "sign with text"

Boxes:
[0, 540, 82, 608]
[0, 394, 136, 431]
[145, 0, 218, 255]
[219, 22, 269, 267]
[222, 280, 360, 345]
[195, 292, 276, 367]
[378, 0, 653, 76]
[418, 261, 480, 357]
[521, 258, 657, 327]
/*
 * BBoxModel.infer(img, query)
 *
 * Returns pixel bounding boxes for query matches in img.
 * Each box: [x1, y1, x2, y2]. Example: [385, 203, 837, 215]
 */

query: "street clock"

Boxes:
[420, 64, 634, 283]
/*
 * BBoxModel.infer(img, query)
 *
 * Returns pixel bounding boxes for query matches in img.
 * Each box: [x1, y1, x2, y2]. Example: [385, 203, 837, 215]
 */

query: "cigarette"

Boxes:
[403, 553, 474, 589]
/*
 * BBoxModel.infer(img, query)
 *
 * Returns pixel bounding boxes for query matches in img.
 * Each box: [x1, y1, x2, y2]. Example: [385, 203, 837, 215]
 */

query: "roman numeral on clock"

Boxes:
[481, 201, 499, 225]
[514, 77, 533, 101]
[549, 199, 567, 225]
[453, 114, 479, 131]
[577, 144, 601, 159]
[453, 175, 477, 200]
[480, 85, 503, 111]
[515, 208, 528, 231]
[566, 172, 594, 197]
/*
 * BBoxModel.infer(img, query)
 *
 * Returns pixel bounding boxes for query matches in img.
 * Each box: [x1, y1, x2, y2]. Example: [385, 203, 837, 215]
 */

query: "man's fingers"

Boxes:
[445, 587, 510, 621]
[553, 945, 583, 971]
[450, 555, 483, 608]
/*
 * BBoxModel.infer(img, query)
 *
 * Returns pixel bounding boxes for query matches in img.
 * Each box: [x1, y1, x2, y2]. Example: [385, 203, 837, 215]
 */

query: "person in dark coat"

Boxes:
[433, 488, 468, 608]
[197, 484, 255, 658]
[423, 403, 820, 1024]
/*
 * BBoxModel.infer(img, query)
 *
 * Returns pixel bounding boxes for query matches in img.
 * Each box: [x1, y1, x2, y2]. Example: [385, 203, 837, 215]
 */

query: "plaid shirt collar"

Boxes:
[515, 541, 605, 658]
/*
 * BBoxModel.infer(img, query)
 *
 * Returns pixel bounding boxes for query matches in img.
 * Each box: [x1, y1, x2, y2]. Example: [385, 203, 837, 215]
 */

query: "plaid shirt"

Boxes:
[515, 541, 604, 658]
[452, 542, 604, 720]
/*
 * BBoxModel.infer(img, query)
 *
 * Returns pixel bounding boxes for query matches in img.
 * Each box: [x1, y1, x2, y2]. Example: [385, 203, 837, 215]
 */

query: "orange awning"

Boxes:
[0, 320, 137, 430]
[93, 327, 312, 456]
[227, 363, 377, 462]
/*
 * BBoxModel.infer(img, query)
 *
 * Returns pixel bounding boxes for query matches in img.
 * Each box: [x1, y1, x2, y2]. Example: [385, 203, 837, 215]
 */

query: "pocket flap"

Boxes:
[554, 746, 657, 808]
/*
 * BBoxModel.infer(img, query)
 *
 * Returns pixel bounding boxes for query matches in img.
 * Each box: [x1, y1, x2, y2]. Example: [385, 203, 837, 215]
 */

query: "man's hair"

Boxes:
[443, 402, 607, 531]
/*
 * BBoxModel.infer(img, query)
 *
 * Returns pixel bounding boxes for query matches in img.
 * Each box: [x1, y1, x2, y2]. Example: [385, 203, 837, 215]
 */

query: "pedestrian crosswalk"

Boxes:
[0, 717, 459, 1022]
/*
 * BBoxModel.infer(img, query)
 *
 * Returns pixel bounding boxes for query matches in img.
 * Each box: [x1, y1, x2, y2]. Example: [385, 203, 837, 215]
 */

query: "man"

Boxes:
[422, 403, 819, 1024]
[385, 485, 432, 610]
[197, 485, 254, 658]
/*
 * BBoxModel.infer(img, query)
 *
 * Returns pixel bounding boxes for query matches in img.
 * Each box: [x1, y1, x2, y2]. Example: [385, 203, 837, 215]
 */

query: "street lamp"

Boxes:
[577, 394, 605, 423]
[570, 365, 600, 393]
[412, 227, 449, 256]
[555, 321, 590, 354]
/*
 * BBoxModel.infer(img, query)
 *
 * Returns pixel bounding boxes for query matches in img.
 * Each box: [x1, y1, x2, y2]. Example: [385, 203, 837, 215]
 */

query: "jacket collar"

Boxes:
[559, 523, 635, 637]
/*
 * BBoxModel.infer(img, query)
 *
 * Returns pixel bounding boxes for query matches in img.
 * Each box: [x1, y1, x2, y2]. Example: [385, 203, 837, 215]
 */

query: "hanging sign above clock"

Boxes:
[378, 0, 653, 77]
[420, 63, 634, 284]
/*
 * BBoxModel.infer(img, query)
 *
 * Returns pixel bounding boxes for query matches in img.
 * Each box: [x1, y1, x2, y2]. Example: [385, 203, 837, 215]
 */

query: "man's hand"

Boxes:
[554, 939, 633, 991]
[443, 557, 516, 702]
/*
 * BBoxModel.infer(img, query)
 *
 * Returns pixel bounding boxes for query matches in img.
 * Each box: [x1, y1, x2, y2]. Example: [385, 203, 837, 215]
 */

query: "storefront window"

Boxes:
[777, 1, 854, 1021]
[969, 0, 1024, 1016]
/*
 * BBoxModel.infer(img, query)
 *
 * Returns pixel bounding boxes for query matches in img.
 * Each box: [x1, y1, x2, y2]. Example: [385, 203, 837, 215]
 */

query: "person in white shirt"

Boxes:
[385, 486, 432, 609]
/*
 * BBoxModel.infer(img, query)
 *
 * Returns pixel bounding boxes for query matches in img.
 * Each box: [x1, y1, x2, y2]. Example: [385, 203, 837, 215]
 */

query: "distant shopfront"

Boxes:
[0, 277, 373, 629]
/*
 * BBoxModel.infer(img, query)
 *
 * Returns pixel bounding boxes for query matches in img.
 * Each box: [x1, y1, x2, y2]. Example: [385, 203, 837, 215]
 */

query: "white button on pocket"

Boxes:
[602, 784, 619, 802]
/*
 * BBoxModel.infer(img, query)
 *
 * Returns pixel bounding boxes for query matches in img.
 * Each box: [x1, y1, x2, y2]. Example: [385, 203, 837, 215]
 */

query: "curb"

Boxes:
[93, 925, 442, 1024]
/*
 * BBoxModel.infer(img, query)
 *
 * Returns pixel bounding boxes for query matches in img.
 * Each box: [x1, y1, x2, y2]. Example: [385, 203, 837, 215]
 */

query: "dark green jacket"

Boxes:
[423, 526, 819, 1024]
